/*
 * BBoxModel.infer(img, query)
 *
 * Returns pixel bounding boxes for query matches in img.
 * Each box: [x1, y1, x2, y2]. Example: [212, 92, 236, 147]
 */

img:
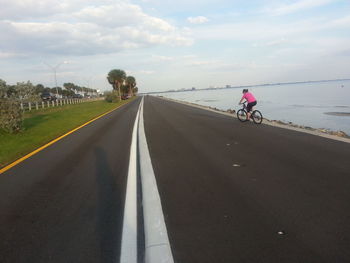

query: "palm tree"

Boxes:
[121, 84, 129, 97]
[125, 76, 136, 97]
[107, 69, 126, 101]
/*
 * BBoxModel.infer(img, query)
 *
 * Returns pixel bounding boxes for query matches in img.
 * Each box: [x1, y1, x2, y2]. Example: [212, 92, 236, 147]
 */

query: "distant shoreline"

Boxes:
[324, 112, 350, 117]
[145, 78, 350, 94]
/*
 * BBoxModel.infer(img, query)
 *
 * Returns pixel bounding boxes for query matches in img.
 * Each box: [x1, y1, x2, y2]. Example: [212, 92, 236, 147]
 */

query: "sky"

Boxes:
[0, 0, 350, 93]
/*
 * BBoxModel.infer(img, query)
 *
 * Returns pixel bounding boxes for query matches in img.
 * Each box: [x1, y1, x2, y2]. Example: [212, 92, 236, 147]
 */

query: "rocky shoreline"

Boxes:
[226, 108, 349, 138]
[157, 96, 350, 140]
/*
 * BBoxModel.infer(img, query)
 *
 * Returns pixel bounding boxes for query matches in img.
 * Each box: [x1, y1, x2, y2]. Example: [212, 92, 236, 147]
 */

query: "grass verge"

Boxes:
[0, 98, 134, 168]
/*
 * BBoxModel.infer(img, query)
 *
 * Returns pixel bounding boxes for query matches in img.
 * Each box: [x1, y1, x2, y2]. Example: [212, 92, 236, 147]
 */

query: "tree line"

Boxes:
[1, 81, 98, 99]
[62, 83, 98, 97]
[0, 78, 98, 133]
[1, 69, 139, 132]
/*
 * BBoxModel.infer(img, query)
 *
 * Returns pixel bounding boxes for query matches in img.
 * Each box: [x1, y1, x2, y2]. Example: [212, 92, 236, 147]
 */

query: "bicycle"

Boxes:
[237, 101, 263, 124]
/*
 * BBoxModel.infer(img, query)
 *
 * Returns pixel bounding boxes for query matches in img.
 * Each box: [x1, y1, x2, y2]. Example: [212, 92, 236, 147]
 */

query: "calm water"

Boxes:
[154, 80, 350, 135]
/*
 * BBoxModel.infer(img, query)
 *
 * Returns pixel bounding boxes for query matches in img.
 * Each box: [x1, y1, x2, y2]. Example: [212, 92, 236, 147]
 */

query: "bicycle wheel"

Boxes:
[252, 110, 263, 124]
[237, 109, 248, 122]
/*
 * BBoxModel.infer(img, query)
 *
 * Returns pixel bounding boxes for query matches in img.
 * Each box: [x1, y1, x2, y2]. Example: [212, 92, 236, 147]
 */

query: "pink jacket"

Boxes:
[242, 92, 256, 103]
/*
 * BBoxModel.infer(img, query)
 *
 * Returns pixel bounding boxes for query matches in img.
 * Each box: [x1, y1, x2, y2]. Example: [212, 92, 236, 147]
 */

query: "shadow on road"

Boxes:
[94, 147, 122, 263]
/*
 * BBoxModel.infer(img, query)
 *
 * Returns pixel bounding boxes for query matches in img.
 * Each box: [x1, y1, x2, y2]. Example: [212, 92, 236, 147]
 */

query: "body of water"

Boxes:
[153, 80, 350, 135]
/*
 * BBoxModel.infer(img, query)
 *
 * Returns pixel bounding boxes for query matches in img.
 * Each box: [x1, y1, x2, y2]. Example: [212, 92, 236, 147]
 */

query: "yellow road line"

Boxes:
[0, 103, 126, 175]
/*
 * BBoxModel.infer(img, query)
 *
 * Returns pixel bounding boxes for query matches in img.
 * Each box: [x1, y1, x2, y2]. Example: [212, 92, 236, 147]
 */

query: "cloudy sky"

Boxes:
[1, 0, 349, 92]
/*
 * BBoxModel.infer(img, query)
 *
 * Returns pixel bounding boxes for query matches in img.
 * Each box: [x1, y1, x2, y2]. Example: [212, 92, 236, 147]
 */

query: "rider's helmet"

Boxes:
[242, 89, 248, 93]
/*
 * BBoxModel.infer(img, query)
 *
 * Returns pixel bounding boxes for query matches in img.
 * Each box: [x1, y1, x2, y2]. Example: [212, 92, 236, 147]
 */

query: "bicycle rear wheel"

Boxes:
[252, 110, 263, 124]
[237, 109, 248, 122]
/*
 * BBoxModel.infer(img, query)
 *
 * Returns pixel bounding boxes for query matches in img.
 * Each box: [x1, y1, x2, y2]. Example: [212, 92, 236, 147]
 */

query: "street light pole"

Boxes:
[44, 61, 68, 97]
[83, 76, 93, 97]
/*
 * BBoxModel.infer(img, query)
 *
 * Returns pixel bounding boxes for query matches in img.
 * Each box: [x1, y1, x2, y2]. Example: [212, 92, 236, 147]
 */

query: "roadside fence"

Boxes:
[20, 97, 104, 112]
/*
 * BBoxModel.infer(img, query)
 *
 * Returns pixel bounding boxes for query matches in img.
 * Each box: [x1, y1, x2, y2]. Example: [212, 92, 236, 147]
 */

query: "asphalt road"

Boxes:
[143, 96, 350, 263]
[0, 97, 141, 263]
[1, 95, 350, 263]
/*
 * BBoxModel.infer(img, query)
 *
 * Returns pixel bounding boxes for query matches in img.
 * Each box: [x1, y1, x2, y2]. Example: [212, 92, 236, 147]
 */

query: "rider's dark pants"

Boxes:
[247, 101, 257, 112]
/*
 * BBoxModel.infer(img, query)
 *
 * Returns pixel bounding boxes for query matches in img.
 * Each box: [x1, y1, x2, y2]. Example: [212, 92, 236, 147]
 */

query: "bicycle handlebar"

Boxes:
[239, 101, 247, 109]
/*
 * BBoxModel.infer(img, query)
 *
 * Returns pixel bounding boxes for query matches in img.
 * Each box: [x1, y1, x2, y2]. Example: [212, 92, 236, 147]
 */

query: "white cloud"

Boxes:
[0, 50, 28, 58]
[188, 60, 215, 66]
[191, 14, 350, 42]
[264, 0, 335, 16]
[326, 15, 350, 28]
[0, 0, 66, 20]
[184, 58, 235, 71]
[152, 55, 174, 61]
[139, 70, 155, 74]
[253, 37, 289, 47]
[0, 0, 193, 56]
[74, 3, 175, 31]
[187, 16, 209, 24]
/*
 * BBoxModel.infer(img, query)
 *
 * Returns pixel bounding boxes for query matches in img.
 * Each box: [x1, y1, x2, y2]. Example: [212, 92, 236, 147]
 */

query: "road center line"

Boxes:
[120, 99, 142, 263]
[138, 97, 174, 263]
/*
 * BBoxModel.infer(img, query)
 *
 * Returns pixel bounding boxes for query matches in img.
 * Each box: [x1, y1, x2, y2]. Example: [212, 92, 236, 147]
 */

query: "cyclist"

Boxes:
[239, 89, 257, 120]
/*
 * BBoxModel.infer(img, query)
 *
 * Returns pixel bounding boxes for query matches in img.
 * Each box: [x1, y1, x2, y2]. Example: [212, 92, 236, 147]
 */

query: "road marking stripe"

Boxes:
[120, 100, 142, 263]
[0, 103, 127, 175]
[138, 97, 174, 263]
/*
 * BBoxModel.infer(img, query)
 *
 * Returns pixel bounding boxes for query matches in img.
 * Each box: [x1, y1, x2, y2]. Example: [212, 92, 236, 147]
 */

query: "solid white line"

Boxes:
[138, 97, 174, 263]
[120, 100, 142, 263]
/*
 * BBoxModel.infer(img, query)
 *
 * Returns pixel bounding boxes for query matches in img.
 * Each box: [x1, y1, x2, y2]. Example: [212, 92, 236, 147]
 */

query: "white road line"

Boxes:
[138, 97, 174, 263]
[120, 96, 173, 263]
[120, 100, 142, 263]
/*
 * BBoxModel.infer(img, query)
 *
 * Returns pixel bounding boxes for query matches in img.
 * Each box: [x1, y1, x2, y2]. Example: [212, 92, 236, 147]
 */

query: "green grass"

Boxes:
[0, 99, 133, 168]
